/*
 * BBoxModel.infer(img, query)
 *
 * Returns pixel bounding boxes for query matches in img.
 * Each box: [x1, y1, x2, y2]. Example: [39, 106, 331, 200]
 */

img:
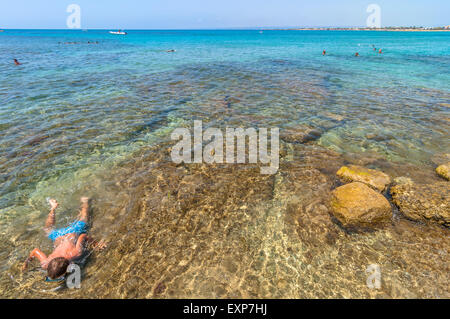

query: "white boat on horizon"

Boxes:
[109, 30, 127, 35]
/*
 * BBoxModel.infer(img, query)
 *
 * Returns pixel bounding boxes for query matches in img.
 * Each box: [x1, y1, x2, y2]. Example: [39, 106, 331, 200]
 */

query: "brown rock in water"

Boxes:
[153, 282, 166, 295]
[330, 182, 392, 229]
[280, 126, 322, 144]
[393, 176, 413, 186]
[336, 165, 391, 192]
[431, 153, 450, 166]
[436, 163, 450, 181]
[323, 112, 344, 122]
[390, 182, 450, 226]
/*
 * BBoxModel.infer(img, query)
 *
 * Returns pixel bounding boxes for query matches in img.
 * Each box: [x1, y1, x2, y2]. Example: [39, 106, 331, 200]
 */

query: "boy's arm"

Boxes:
[22, 248, 47, 271]
[75, 233, 88, 253]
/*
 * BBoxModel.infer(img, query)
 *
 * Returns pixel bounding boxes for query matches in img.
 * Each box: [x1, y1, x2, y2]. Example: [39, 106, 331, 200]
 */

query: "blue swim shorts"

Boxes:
[48, 220, 88, 241]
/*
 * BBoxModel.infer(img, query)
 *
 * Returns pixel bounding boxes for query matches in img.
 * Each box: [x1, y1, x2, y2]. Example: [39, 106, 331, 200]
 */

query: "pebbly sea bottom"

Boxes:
[0, 30, 449, 298]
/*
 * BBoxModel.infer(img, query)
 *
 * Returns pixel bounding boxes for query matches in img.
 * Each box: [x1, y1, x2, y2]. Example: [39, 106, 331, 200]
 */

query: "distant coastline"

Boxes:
[266, 27, 450, 32]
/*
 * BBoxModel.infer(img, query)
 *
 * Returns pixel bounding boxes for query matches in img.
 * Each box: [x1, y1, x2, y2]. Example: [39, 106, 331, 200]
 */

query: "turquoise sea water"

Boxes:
[0, 30, 449, 298]
[1, 30, 449, 207]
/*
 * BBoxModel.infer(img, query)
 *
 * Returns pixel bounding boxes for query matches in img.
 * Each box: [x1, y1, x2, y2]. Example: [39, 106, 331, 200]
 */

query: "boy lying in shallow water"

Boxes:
[22, 197, 106, 280]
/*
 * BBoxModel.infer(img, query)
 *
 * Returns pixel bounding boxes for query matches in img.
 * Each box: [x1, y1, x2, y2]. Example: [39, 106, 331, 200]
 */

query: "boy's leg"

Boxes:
[44, 199, 58, 234]
[78, 197, 90, 222]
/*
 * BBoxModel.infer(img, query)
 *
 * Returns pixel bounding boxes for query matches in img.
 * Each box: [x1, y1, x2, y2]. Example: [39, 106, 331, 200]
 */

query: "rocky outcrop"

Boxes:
[390, 181, 450, 226]
[336, 165, 391, 192]
[436, 163, 450, 181]
[330, 182, 392, 229]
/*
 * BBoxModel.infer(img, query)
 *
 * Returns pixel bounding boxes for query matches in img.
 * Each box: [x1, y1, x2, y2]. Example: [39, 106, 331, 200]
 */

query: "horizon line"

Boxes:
[2, 24, 449, 31]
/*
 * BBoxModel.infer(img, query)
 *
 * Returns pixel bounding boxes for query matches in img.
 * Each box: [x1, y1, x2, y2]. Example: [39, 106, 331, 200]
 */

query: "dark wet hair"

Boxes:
[47, 257, 70, 279]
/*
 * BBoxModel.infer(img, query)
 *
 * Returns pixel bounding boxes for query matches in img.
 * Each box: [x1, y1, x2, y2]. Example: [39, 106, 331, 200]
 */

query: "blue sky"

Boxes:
[1, 0, 448, 29]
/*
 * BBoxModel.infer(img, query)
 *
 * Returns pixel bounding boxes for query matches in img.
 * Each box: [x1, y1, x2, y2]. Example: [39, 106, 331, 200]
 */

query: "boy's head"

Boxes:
[47, 257, 70, 279]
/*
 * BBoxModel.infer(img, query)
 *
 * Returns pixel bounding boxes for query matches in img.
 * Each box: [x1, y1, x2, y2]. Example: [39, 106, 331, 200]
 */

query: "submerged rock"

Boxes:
[436, 163, 450, 181]
[431, 153, 450, 166]
[323, 112, 344, 122]
[390, 182, 450, 226]
[393, 176, 413, 186]
[280, 126, 322, 144]
[330, 182, 392, 229]
[365, 133, 392, 142]
[336, 165, 391, 192]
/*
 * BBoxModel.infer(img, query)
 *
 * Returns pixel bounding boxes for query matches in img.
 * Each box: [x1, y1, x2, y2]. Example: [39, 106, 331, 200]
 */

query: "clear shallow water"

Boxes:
[0, 30, 449, 298]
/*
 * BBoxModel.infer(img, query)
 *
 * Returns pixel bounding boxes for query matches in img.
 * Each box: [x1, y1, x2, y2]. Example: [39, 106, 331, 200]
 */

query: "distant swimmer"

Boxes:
[14, 59, 21, 65]
[355, 52, 359, 57]
[322, 50, 326, 56]
[379, 49, 383, 54]
[166, 49, 176, 52]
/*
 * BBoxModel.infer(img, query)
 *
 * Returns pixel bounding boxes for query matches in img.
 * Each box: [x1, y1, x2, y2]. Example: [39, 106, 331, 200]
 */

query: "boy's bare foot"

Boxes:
[80, 197, 89, 204]
[48, 199, 58, 209]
